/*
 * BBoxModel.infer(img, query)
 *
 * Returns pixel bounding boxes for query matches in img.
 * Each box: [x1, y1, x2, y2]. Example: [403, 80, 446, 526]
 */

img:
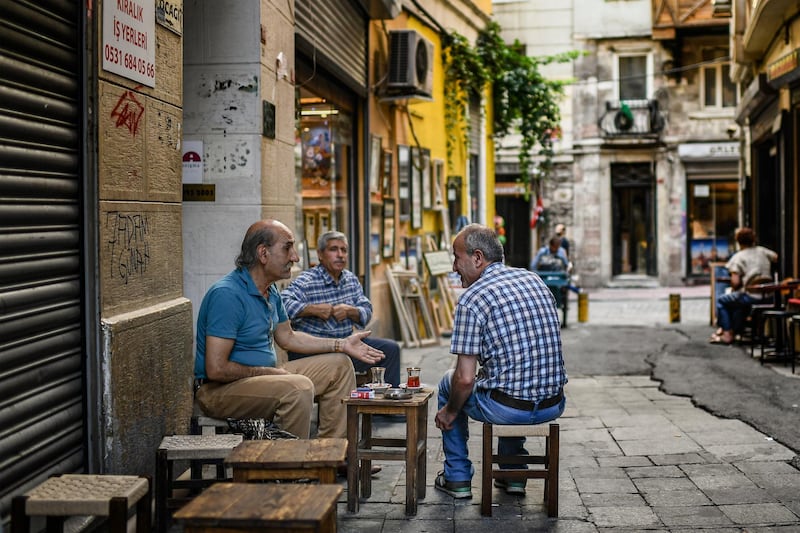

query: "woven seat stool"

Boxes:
[11, 474, 151, 533]
[481, 423, 559, 517]
[155, 433, 243, 533]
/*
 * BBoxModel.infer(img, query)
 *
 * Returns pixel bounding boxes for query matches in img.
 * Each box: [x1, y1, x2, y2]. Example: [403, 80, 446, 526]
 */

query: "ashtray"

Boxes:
[383, 387, 413, 400]
[367, 383, 391, 394]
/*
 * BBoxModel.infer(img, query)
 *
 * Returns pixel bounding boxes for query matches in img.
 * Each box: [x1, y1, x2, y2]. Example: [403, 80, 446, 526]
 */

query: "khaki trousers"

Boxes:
[196, 353, 355, 439]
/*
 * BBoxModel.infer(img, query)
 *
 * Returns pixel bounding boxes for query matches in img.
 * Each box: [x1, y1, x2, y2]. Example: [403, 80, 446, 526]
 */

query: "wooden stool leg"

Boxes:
[108, 496, 128, 532]
[136, 476, 152, 533]
[155, 449, 168, 533]
[346, 404, 359, 513]
[45, 516, 65, 533]
[481, 423, 493, 516]
[11, 495, 30, 533]
[546, 424, 560, 517]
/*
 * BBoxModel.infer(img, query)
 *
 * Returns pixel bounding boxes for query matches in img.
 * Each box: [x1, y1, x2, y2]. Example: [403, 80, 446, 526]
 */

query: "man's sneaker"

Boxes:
[494, 478, 526, 495]
[434, 471, 472, 499]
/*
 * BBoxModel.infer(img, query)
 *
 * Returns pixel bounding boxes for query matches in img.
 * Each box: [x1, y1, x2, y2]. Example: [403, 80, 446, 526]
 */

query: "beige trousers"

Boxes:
[195, 353, 355, 439]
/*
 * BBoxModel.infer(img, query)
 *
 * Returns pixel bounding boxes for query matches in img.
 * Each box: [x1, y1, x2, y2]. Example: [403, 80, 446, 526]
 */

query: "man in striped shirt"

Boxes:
[282, 231, 401, 387]
[434, 224, 567, 499]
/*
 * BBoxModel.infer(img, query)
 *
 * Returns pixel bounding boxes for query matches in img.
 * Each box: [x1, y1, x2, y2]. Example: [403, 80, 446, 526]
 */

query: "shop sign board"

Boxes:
[678, 142, 739, 160]
[103, 0, 156, 87]
[155, 0, 183, 35]
[767, 48, 800, 88]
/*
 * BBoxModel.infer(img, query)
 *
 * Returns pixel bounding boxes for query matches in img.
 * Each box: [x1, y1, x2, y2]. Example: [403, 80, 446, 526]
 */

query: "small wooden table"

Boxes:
[225, 438, 347, 484]
[174, 482, 343, 533]
[344, 388, 433, 515]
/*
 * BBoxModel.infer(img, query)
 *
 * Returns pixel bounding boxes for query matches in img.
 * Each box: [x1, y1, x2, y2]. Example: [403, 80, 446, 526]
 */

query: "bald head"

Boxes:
[236, 219, 292, 269]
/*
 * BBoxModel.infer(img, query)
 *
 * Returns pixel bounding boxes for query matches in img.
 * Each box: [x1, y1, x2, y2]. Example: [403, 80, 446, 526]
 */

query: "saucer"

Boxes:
[400, 383, 425, 392]
[367, 383, 391, 394]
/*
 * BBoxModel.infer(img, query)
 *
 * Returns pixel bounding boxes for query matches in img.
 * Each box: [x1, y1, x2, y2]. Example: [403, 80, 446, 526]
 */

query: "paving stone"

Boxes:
[633, 477, 698, 492]
[680, 463, 741, 477]
[596, 456, 653, 468]
[580, 492, 647, 507]
[642, 489, 712, 507]
[734, 460, 800, 474]
[719, 503, 800, 524]
[703, 487, 778, 505]
[570, 466, 629, 479]
[705, 443, 797, 462]
[652, 505, 734, 527]
[575, 476, 639, 493]
[617, 438, 702, 456]
[649, 452, 709, 466]
[690, 474, 758, 491]
[588, 506, 661, 528]
[626, 465, 685, 478]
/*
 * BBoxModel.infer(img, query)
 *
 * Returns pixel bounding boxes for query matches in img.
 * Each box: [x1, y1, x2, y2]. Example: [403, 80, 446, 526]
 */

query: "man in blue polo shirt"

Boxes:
[194, 219, 386, 440]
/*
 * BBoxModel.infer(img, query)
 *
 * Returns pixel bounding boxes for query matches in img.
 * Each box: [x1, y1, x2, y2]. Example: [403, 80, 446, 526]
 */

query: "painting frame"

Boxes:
[369, 135, 382, 194]
[382, 198, 396, 258]
[421, 148, 432, 209]
[381, 149, 393, 197]
[410, 146, 422, 229]
[397, 145, 411, 221]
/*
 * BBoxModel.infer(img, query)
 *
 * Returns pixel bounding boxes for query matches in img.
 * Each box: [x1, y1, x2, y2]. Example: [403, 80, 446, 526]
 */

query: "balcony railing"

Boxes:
[598, 99, 666, 139]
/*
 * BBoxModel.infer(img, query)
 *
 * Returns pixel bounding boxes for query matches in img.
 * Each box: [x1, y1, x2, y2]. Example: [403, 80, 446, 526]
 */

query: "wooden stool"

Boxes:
[155, 433, 243, 533]
[761, 309, 793, 365]
[226, 438, 347, 484]
[174, 482, 343, 532]
[192, 415, 230, 435]
[12, 474, 151, 533]
[481, 423, 559, 517]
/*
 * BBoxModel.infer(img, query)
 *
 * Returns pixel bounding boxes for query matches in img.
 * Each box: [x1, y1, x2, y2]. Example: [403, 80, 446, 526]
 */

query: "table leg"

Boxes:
[361, 413, 373, 498]
[405, 406, 419, 515]
[417, 403, 428, 499]
[346, 404, 359, 513]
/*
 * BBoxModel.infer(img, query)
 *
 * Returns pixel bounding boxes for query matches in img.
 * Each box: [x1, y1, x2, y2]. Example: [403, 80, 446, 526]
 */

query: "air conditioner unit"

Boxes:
[387, 30, 433, 97]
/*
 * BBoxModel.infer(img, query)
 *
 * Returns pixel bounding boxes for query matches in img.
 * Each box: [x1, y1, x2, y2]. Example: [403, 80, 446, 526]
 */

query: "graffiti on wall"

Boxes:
[111, 88, 145, 136]
[106, 211, 150, 284]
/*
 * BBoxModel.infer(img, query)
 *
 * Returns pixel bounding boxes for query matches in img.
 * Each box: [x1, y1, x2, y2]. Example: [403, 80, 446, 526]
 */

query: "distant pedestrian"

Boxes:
[433, 224, 567, 499]
[554, 223, 570, 258]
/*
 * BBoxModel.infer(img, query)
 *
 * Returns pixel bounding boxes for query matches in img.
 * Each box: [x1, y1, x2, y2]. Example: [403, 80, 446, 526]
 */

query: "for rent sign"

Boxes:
[103, 0, 156, 87]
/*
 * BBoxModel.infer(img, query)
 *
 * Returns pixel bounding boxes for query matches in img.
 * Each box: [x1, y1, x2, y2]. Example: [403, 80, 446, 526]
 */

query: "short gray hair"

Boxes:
[461, 224, 504, 263]
[318, 230, 348, 252]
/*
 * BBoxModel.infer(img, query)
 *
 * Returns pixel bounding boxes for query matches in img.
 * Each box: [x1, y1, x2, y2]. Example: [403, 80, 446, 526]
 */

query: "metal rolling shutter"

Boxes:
[296, 0, 367, 94]
[0, 0, 84, 520]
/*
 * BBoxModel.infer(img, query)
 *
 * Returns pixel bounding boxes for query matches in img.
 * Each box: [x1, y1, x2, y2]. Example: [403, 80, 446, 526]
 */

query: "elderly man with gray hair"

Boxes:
[282, 231, 402, 387]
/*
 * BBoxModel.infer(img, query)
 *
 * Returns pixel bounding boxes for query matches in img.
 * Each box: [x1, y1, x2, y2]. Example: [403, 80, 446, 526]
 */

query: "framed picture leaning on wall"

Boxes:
[382, 198, 395, 258]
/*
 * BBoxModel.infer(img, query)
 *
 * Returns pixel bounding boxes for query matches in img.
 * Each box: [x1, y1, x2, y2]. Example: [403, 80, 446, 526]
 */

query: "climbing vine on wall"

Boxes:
[443, 21, 577, 195]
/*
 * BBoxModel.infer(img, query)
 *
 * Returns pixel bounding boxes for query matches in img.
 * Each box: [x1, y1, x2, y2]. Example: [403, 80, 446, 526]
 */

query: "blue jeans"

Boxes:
[717, 291, 762, 333]
[437, 369, 566, 482]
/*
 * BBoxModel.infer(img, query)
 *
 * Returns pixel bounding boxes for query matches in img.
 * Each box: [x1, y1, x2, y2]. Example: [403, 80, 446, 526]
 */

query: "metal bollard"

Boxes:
[669, 293, 681, 323]
[578, 292, 588, 323]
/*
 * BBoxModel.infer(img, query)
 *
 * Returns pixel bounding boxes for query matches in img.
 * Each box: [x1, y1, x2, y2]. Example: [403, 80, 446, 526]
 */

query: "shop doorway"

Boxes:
[612, 163, 657, 276]
[687, 180, 738, 277]
[496, 194, 531, 268]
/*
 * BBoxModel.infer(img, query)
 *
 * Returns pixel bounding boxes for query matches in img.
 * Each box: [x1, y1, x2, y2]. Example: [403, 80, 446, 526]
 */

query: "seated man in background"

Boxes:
[531, 235, 569, 272]
[712, 227, 778, 345]
[282, 231, 402, 387]
[194, 220, 386, 441]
